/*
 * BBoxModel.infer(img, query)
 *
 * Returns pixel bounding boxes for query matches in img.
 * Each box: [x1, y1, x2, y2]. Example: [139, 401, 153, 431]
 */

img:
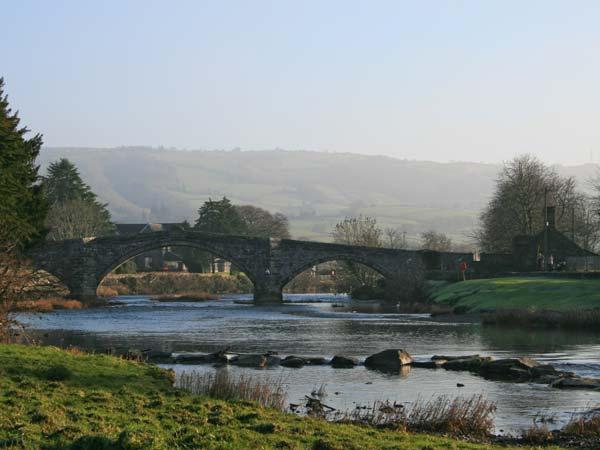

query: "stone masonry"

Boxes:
[28, 230, 465, 304]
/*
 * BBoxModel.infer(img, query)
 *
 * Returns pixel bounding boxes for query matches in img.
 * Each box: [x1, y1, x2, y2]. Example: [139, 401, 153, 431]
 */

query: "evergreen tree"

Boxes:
[0, 77, 47, 248]
[44, 158, 96, 205]
[194, 197, 247, 234]
[43, 158, 113, 240]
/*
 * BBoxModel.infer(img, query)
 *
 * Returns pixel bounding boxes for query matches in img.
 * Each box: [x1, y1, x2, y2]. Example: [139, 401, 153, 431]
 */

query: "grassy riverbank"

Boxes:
[431, 277, 600, 313]
[0, 344, 548, 450]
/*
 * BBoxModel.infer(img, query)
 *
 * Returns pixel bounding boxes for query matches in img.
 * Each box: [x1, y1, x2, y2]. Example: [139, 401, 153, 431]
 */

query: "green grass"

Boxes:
[431, 276, 600, 313]
[0, 344, 548, 450]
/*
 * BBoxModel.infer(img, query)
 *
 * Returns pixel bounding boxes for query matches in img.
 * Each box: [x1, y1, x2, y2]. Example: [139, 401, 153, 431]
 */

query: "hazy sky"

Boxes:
[4, 1, 600, 164]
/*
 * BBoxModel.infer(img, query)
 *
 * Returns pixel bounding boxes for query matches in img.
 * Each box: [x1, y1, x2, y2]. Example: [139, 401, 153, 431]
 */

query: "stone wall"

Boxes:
[30, 231, 473, 304]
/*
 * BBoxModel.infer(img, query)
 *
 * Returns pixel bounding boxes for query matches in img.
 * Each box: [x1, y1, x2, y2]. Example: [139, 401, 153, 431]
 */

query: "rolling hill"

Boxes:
[37, 147, 599, 244]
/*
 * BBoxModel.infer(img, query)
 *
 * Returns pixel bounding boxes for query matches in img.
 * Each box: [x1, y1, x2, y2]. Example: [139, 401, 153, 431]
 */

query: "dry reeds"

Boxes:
[175, 370, 286, 410]
[336, 395, 496, 437]
[11, 298, 83, 312]
[563, 411, 600, 436]
[96, 285, 119, 297]
[521, 410, 600, 445]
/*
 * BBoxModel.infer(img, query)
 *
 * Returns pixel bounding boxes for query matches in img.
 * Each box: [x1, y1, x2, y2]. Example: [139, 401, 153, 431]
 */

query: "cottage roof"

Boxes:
[114, 223, 147, 236]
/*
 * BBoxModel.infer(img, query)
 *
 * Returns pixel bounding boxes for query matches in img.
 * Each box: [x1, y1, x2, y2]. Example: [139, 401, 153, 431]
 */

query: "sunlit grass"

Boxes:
[0, 344, 544, 449]
[432, 277, 600, 312]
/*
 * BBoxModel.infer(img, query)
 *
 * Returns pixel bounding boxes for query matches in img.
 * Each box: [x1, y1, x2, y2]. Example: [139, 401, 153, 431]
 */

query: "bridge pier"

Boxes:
[253, 282, 284, 304]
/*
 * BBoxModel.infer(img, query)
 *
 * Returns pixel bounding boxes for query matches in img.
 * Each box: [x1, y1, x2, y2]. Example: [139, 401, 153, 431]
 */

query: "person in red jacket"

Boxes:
[459, 259, 468, 281]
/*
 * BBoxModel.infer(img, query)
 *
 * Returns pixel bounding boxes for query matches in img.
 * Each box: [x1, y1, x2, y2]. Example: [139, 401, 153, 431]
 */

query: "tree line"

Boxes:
[476, 154, 600, 253]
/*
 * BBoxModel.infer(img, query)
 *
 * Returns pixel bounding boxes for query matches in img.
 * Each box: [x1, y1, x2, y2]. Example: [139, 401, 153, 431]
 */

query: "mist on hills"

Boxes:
[37, 147, 599, 244]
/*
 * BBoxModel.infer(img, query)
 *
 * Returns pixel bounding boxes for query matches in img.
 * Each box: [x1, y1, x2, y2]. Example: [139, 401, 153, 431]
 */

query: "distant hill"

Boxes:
[37, 147, 599, 244]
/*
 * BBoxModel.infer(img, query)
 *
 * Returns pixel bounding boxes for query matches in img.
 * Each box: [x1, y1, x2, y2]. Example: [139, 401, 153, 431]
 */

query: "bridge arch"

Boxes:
[279, 254, 393, 291]
[96, 239, 258, 287]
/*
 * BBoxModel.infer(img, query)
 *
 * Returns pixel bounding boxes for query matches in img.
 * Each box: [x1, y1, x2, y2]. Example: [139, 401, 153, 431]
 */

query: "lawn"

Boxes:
[431, 276, 600, 312]
[0, 344, 547, 450]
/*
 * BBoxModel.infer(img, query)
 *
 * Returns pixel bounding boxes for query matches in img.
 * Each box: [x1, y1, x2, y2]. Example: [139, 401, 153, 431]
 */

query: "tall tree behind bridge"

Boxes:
[0, 78, 48, 341]
[194, 197, 247, 234]
[43, 158, 113, 240]
[188, 198, 291, 272]
[420, 231, 452, 252]
[235, 205, 290, 239]
[332, 216, 383, 293]
[476, 154, 581, 252]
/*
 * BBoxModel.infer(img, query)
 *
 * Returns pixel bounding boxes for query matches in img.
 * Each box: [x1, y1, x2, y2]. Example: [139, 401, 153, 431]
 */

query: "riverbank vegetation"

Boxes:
[99, 272, 253, 296]
[0, 344, 542, 450]
[10, 298, 83, 312]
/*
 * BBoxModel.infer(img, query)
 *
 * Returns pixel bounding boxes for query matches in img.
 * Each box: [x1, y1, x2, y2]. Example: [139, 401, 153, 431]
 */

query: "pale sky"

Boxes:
[3, 0, 600, 164]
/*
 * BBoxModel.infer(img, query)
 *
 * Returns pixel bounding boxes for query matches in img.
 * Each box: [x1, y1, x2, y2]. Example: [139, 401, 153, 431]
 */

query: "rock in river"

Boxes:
[233, 354, 281, 368]
[331, 355, 358, 368]
[442, 356, 492, 372]
[281, 356, 306, 368]
[173, 353, 213, 364]
[479, 357, 540, 380]
[411, 360, 446, 369]
[551, 376, 600, 390]
[364, 349, 413, 372]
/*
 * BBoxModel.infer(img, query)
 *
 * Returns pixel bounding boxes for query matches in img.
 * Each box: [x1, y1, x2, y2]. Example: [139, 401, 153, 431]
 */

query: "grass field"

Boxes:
[0, 344, 549, 450]
[431, 277, 600, 313]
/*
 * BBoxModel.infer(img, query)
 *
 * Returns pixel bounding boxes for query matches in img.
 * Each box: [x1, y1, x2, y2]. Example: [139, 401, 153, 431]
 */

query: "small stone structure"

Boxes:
[28, 230, 468, 304]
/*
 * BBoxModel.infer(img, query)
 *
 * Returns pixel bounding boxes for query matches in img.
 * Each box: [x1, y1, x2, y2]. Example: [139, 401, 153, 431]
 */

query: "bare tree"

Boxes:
[332, 216, 382, 247]
[476, 154, 580, 252]
[46, 198, 115, 240]
[420, 230, 452, 252]
[332, 216, 383, 292]
[384, 227, 406, 249]
[235, 205, 290, 239]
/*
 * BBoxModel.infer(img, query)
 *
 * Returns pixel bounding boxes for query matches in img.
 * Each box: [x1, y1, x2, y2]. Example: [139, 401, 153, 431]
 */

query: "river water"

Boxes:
[17, 294, 600, 434]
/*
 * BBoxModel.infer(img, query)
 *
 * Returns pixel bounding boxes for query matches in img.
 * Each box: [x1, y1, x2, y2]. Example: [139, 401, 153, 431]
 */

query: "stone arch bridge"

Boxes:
[28, 230, 470, 304]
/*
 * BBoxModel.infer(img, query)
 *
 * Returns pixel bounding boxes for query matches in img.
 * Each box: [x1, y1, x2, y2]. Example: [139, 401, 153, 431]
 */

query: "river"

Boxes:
[17, 293, 600, 434]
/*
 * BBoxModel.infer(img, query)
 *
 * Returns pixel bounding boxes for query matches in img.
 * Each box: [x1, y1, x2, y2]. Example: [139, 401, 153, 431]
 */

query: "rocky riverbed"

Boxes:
[140, 347, 600, 392]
